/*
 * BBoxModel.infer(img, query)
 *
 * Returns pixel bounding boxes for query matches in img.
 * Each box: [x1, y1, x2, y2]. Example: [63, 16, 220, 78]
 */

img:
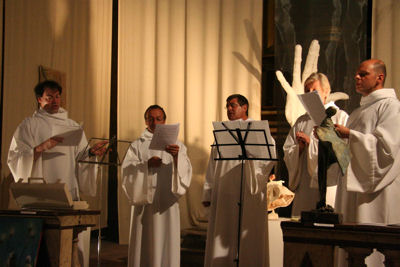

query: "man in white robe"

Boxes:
[122, 105, 192, 267]
[7, 80, 106, 267]
[283, 73, 348, 217]
[335, 59, 400, 266]
[202, 94, 276, 267]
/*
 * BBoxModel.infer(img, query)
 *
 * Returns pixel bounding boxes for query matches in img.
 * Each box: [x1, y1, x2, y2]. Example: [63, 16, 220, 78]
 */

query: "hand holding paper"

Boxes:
[149, 123, 180, 151]
[51, 124, 83, 146]
[166, 144, 180, 158]
[298, 91, 326, 125]
[89, 140, 109, 156]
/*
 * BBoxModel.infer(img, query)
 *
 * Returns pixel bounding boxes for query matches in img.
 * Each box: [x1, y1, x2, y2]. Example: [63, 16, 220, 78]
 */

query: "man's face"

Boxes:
[226, 98, 247, 121]
[354, 61, 382, 96]
[37, 88, 61, 114]
[304, 80, 328, 104]
[145, 108, 166, 133]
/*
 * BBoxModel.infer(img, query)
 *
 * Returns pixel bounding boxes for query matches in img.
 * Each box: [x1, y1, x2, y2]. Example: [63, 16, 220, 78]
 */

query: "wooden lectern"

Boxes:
[0, 209, 99, 267]
[281, 221, 400, 267]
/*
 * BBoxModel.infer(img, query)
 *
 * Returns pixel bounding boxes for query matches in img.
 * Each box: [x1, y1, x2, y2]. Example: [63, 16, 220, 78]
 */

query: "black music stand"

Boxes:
[77, 136, 131, 267]
[211, 120, 278, 266]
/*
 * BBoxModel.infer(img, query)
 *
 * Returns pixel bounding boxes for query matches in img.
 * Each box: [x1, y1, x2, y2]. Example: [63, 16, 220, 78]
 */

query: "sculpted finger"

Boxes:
[302, 39, 320, 83]
[326, 92, 349, 103]
[275, 70, 293, 94]
[292, 44, 302, 91]
[302, 40, 320, 83]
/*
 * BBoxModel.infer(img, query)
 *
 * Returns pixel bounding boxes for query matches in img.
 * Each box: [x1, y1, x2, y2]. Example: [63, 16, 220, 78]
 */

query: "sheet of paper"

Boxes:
[244, 120, 276, 159]
[212, 120, 276, 160]
[149, 123, 180, 150]
[51, 124, 83, 146]
[212, 121, 242, 158]
[298, 91, 326, 125]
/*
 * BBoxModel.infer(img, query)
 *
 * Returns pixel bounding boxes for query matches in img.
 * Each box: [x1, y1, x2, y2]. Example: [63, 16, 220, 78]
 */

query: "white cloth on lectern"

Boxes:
[202, 119, 276, 267]
[122, 129, 192, 267]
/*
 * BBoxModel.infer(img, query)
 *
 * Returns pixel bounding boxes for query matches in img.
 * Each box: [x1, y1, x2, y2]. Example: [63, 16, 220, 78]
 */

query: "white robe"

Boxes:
[334, 89, 400, 267]
[283, 102, 348, 216]
[7, 107, 97, 267]
[121, 129, 192, 267]
[202, 120, 276, 267]
[8, 107, 97, 199]
[336, 89, 400, 224]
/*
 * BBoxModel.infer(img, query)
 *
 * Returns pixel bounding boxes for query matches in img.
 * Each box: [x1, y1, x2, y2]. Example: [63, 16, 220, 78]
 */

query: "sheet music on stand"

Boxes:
[212, 120, 277, 161]
[211, 120, 277, 266]
[77, 136, 131, 267]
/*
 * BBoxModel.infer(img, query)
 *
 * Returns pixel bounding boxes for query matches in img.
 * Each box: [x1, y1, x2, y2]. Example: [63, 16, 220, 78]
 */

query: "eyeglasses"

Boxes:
[225, 103, 241, 109]
[145, 117, 165, 122]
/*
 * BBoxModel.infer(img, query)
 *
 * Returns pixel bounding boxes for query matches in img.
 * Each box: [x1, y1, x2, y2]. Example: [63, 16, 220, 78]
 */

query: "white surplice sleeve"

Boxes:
[76, 131, 98, 197]
[171, 142, 192, 197]
[202, 149, 216, 202]
[283, 121, 303, 192]
[346, 101, 400, 193]
[122, 141, 155, 205]
[7, 119, 36, 181]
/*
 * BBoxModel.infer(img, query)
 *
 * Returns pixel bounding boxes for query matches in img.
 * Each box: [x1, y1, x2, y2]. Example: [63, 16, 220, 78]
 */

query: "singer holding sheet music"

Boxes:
[121, 105, 192, 267]
[283, 73, 348, 217]
[202, 94, 276, 267]
[7, 80, 107, 267]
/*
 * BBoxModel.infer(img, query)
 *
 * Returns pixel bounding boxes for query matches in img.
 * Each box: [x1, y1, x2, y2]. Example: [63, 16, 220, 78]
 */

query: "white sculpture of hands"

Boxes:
[275, 40, 320, 126]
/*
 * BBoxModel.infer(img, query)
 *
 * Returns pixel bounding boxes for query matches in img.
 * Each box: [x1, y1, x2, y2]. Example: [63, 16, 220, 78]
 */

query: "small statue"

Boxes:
[266, 174, 294, 219]
[315, 107, 350, 211]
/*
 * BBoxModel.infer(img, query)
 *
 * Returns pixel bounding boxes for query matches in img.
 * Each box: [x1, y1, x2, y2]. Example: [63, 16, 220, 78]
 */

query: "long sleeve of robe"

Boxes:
[283, 102, 348, 216]
[335, 89, 400, 224]
[7, 108, 97, 200]
[202, 119, 276, 267]
[121, 129, 192, 267]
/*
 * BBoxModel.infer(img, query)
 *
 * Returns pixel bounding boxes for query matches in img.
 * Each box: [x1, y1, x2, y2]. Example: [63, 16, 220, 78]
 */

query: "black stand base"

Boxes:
[301, 209, 343, 225]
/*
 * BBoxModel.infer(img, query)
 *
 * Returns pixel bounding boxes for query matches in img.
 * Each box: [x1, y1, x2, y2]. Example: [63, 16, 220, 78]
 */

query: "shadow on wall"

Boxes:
[232, 19, 262, 84]
[184, 139, 210, 229]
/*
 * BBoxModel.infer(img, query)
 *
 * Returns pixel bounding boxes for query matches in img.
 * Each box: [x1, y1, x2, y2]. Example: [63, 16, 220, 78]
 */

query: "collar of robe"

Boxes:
[360, 88, 397, 107]
[140, 128, 153, 141]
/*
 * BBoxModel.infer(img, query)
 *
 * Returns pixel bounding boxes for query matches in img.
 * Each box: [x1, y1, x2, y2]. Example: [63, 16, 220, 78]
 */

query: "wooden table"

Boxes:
[281, 221, 400, 267]
[0, 209, 99, 267]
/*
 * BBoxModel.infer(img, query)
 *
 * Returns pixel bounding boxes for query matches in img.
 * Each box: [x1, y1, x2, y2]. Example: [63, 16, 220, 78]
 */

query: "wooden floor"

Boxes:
[89, 228, 206, 267]
[89, 239, 128, 267]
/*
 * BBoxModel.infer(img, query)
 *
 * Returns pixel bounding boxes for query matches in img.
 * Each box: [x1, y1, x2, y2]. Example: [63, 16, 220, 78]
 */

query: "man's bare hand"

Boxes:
[89, 140, 109, 156]
[165, 144, 179, 158]
[34, 136, 64, 160]
[35, 136, 64, 153]
[296, 131, 310, 154]
[334, 124, 350, 138]
[148, 156, 162, 168]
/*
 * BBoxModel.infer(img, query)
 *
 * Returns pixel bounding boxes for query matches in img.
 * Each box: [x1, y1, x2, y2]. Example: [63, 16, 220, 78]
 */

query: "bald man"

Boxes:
[335, 59, 400, 265]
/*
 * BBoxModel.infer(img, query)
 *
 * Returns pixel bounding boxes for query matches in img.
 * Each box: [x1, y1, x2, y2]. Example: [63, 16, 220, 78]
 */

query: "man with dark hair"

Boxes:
[144, 104, 167, 121]
[122, 105, 192, 267]
[226, 94, 249, 117]
[8, 80, 107, 266]
[202, 94, 275, 266]
[334, 59, 400, 265]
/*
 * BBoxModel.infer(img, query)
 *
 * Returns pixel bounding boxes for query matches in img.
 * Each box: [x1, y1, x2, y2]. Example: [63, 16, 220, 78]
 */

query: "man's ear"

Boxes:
[377, 73, 385, 83]
[243, 104, 248, 112]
